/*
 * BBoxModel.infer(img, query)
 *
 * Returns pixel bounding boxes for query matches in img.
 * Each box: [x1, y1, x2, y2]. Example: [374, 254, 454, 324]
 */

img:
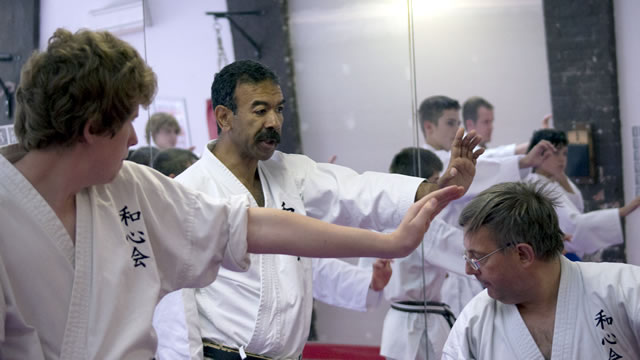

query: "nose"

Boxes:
[128, 123, 138, 147]
[265, 112, 283, 130]
[465, 262, 479, 276]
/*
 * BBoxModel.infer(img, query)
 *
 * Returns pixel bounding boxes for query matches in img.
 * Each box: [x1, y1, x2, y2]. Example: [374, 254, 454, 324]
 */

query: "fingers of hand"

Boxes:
[472, 148, 484, 160]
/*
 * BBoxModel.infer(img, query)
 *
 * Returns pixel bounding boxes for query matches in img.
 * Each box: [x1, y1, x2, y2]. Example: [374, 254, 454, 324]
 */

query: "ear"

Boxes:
[215, 105, 233, 132]
[515, 243, 536, 267]
[465, 119, 475, 131]
[423, 121, 434, 136]
[82, 120, 97, 144]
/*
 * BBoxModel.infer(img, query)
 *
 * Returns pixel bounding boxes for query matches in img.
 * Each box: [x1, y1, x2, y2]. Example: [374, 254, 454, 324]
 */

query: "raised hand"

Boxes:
[370, 259, 393, 291]
[437, 128, 484, 195]
[519, 140, 555, 169]
[390, 185, 465, 257]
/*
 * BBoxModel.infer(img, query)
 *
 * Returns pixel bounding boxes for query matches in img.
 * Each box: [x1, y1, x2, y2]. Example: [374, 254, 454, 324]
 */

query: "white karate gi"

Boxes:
[360, 218, 481, 360]
[476, 143, 516, 159]
[0, 144, 251, 359]
[422, 143, 528, 317]
[524, 173, 623, 256]
[443, 256, 640, 359]
[154, 141, 423, 359]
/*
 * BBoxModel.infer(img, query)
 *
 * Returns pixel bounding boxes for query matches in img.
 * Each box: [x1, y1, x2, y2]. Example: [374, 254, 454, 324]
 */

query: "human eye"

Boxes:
[254, 108, 267, 115]
[276, 105, 285, 113]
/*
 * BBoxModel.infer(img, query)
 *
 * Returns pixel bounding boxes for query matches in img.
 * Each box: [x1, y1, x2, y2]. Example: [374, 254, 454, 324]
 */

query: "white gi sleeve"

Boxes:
[289, 156, 424, 230]
[555, 198, 623, 256]
[312, 258, 380, 311]
[480, 144, 517, 158]
[123, 163, 252, 293]
[422, 217, 467, 275]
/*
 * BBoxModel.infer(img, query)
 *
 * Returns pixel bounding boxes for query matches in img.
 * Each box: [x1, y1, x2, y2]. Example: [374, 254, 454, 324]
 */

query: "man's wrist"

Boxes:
[415, 181, 439, 201]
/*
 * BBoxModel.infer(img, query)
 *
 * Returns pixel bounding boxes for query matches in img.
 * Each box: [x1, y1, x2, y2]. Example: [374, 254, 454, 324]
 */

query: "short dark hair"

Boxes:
[462, 96, 493, 128]
[211, 60, 280, 113]
[127, 146, 160, 166]
[418, 96, 460, 135]
[210, 60, 280, 133]
[152, 148, 198, 177]
[389, 147, 443, 179]
[458, 182, 564, 262]
[527, 129, 568, 153]
[15, 28, 156, 151]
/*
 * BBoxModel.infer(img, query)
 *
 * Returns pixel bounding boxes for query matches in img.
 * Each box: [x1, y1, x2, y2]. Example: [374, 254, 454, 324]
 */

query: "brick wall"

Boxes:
[543, 0, 624, 261]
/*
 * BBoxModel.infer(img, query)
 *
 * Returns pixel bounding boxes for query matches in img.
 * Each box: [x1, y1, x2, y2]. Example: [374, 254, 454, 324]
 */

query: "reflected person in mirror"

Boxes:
[523, 128, 640, 258]
[146, 111, 181, 150]
[360, 147, 472, 360]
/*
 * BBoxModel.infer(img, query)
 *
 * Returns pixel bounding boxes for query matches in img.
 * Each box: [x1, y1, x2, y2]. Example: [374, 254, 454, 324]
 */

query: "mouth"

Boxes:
[257, 139, 278, 151]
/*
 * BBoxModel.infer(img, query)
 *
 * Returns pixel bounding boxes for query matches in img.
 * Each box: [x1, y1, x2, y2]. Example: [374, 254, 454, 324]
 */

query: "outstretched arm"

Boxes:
[247, 185, 465, 259]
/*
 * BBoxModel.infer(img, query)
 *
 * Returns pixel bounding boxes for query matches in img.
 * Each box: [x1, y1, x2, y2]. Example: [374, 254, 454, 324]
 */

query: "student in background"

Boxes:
[145, 112, 181, 150]
[153, 147, 199, 178]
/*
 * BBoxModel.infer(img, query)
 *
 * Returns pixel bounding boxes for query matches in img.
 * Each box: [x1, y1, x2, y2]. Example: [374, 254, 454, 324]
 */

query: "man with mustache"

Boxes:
[153, 60, 483, 359]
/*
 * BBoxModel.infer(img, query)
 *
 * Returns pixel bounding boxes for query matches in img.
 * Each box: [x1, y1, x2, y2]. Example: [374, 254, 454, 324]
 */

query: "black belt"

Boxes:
[202, 339, 273, 360]
[390, 301, 457, 328]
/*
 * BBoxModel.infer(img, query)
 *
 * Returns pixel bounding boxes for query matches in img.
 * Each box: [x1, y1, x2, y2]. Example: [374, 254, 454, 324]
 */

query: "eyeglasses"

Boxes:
[463, 246, 508, 271]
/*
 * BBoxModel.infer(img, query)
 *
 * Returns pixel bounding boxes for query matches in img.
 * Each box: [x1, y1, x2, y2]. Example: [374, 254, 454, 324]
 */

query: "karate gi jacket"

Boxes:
[0, 144, 251, 359]
[154, 141, 423, 359]
[443, 256, 640, 359]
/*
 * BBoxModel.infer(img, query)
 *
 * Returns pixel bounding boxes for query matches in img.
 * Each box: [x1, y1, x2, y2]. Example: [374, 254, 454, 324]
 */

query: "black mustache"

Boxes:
[255, 129, 281, 143]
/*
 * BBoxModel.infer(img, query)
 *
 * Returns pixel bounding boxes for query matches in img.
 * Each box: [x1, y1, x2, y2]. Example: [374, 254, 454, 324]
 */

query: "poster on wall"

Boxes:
[0, 124, 17, 147]
[150, 97, 192, 149]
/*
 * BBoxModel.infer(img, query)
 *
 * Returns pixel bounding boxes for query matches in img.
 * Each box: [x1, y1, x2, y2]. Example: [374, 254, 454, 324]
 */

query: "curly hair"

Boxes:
[14, 28, 157, 151]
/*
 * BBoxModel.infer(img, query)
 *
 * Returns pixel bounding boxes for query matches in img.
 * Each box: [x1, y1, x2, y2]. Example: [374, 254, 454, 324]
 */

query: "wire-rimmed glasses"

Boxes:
[463, 246, 508, 271]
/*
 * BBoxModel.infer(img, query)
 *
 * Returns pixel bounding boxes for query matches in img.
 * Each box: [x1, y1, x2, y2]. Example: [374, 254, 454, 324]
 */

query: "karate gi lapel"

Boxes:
[549, 257, 580, 359]
[500, 258, 582, 360]
[203, 147, 260, 207]
[0, 150, 76, 267]
[500, 303, 545, 359]
[59, 189, 93, 359]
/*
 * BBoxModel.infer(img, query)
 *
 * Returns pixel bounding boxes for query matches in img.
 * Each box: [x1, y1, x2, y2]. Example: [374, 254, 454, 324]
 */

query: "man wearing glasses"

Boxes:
[443, 181, 640, 359]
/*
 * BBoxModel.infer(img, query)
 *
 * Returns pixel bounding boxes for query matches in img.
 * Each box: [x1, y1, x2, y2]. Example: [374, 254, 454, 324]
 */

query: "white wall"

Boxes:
[615, 0, 640, 265]
[40, 0, 234, 156]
